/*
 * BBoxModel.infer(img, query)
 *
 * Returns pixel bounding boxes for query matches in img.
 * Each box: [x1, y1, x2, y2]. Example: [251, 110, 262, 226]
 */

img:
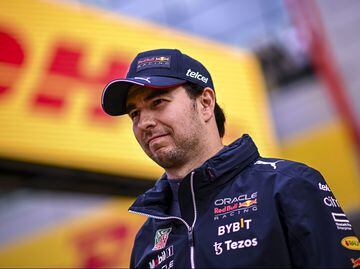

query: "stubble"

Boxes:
[145, 106, 203, 170]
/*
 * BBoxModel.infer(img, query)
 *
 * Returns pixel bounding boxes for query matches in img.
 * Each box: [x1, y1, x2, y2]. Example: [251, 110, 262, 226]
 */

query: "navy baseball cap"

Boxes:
[101, 48, 214, 116]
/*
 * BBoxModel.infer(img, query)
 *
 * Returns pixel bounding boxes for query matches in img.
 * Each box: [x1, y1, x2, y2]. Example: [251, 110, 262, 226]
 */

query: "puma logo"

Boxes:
[254, 160, 284, 169]
[134, 76, 151, 83]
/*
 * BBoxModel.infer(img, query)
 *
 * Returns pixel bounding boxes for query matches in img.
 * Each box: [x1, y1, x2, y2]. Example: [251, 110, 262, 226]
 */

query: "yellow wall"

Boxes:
[0, 198, 145, 268]
[0, 0, 277, 179]
[0, 1, 359, 268]
[281, 120, 360, 212]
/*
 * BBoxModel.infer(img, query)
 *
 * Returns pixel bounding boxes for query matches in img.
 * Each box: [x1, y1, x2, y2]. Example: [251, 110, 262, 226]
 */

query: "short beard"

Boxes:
[149, 134, 201, 169]
[146, 102, 202, 170]
[139, 97, 205, 171]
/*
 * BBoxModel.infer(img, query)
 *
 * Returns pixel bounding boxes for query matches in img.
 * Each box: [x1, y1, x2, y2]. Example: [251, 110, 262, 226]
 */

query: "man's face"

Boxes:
[126, 85, 204, 169]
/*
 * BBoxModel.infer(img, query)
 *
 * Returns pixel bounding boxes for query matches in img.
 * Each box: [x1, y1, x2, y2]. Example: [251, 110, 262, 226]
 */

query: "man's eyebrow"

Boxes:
[143, 89, 170, 102]
[126, 89, 171, 114]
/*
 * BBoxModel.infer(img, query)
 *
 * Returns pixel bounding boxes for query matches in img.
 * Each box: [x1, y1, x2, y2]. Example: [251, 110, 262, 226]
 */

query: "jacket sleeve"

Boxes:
[277, 166, 360, 268]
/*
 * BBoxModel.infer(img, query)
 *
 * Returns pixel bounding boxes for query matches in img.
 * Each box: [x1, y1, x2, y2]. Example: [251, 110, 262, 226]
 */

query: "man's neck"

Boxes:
[165, 142, 224, 179]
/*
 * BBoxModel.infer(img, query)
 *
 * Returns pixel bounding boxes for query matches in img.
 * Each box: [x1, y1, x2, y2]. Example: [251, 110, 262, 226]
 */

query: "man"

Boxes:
[102, 49, 359, 268]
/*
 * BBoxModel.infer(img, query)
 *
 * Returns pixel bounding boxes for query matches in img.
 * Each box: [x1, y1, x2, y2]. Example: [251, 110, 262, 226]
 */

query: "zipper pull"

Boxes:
[188, 228, 196, 269]
[188, 228, 194, 246]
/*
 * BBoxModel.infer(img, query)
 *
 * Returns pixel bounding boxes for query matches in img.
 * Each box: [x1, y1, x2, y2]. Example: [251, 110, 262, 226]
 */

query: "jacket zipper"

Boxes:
[189, 171, 197, 269]
[129, 171, 198, 269]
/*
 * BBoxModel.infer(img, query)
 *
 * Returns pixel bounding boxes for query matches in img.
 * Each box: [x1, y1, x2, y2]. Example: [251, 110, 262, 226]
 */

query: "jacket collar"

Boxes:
[193, 133, 259, 184]
[129, 134, 259, 217]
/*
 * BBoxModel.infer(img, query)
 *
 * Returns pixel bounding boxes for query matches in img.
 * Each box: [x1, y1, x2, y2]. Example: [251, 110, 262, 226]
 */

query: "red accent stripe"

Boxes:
[285, 0, 360, 158]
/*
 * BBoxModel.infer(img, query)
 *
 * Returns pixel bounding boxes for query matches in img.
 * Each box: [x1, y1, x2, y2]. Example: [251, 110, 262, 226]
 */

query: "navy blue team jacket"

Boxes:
[129, 134, 360, 268]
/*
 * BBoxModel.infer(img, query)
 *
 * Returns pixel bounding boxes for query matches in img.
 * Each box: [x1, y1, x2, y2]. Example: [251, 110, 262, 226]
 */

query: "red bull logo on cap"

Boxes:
[137, 56, 171, 71]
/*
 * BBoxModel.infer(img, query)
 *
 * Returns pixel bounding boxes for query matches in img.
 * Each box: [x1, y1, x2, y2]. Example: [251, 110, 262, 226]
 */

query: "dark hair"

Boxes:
[183, 83, 226, 138]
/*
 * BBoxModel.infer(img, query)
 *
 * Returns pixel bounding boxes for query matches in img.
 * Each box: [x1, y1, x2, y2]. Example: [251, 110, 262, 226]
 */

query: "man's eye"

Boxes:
[129, 110, 139, 119]
[153, 99, 164, 106]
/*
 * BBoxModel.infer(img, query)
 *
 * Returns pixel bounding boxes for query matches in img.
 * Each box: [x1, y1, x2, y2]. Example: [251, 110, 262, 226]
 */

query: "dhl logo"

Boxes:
[73, 222, 130, 268]
[0, 0, 277, 176]
[239, 199, 257, 208]
[0, 29, 130, 123]
[341, 236, 360, 251]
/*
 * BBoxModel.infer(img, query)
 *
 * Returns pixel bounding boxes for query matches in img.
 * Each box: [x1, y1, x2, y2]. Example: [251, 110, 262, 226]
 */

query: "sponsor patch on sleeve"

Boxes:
[331, 212, 352, 230]
[137, 56, 171, 71]
[341, 236, 360, 250]
[351, 257, 360, 268]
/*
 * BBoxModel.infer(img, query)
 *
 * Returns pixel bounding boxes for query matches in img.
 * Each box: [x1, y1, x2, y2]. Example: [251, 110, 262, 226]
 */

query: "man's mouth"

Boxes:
[147, 134, 168, 146]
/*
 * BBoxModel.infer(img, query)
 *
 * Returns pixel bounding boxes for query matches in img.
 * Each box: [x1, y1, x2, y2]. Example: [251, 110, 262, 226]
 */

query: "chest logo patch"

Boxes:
[136, 55, 171, 71]
[153, 227, 172, 251]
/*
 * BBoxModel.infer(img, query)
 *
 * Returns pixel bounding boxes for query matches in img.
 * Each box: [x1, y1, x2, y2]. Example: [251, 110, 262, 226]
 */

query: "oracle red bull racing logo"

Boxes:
[213, 192, 257, 220]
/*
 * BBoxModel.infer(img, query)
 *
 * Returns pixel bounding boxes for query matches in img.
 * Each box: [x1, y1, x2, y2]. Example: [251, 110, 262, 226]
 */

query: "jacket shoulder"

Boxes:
[133, 217, 154, 240]
[251, 157, 319, 179]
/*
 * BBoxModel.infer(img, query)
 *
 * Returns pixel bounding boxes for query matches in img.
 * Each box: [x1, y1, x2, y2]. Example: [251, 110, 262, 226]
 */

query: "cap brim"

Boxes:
[101, 76, 186, 116]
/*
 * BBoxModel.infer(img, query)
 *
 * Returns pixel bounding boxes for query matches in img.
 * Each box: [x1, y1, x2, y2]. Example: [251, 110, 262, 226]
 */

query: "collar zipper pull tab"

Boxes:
[188, 228, 194, 245]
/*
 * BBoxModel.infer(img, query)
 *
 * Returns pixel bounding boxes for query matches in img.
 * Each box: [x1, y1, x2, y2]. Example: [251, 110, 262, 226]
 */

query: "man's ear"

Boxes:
[198, 87, 216, 122]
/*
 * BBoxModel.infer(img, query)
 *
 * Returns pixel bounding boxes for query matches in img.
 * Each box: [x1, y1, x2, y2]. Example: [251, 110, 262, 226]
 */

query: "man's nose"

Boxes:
[137, 112, 156, 130]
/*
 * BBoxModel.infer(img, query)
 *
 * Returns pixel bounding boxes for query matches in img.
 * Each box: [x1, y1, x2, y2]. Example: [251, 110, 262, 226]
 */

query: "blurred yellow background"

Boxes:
[0, 0, 359, 268]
